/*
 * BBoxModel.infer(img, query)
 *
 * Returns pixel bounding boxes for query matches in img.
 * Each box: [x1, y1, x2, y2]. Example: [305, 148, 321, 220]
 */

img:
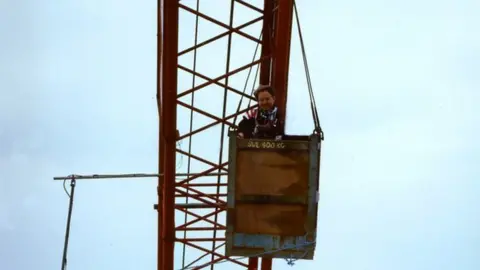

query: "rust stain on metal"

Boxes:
[265, 209, 306, 236]
[235, 150, 309, 197]
[278, 181, 307, 196]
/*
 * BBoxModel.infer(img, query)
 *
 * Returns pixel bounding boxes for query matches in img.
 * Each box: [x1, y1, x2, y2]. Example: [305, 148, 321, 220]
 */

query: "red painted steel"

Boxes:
[261, 258, 273, 270]
[159, 0, 178, 269]
[260, 0, 273, 85]
[260, 1, 295, 269]
[256, 0, 274, 267]
[248, 258, 259, 270]
[156, 0, 164, 267]
[271, 0, 294, 125]
[158, 0, 296, 269]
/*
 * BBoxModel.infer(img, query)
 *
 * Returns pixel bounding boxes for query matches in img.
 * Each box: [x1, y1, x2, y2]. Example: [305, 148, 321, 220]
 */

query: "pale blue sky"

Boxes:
[1, 0, 479, 270]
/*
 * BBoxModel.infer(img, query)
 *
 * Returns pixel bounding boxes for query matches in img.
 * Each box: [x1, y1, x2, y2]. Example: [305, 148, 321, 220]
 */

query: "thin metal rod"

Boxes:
[211, 1, 235, 267]
[182, 0, 200, 266]
[175, 203, 226, 209]
[54, 173, 162, 180]
[183, 243, 226, 270]
[61, 178, 76, 270]
[178, 3, 261, 44]
[178, 14, 263, 57]
[53, 172, 227, 180]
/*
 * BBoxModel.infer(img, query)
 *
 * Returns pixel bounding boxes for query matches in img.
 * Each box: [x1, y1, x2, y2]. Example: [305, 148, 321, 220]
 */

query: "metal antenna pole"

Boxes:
[53, 172, 226, 181]
[61, 177, 76, 270]
[54, 171, 229, 269]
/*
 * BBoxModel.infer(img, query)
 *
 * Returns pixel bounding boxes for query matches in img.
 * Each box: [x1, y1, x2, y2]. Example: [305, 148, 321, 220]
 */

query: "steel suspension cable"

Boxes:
[293, 0, 324, 139]
[232, 30, 262, 125]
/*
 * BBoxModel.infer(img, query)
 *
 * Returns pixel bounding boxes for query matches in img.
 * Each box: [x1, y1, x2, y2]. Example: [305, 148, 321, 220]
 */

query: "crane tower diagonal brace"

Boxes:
[158, 0, 295, 269]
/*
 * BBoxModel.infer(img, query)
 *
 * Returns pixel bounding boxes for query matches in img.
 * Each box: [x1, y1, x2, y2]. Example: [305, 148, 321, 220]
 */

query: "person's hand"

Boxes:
[237, 132, 244, 139]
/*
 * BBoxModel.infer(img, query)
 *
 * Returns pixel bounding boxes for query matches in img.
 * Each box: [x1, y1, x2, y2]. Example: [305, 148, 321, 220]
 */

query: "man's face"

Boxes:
[257, 91, 275, 110]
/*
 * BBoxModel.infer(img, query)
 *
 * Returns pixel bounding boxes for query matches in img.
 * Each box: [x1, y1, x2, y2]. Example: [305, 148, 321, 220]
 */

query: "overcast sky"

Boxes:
[1, 0, 479, 270]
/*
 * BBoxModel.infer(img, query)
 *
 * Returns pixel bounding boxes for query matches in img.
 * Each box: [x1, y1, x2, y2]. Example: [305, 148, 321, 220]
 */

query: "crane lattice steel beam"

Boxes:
[157, 1, 294, 269]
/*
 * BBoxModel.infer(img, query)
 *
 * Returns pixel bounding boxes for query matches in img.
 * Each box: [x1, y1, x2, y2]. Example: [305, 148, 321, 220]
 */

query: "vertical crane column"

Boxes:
[252, 0, 274, 269]
[271, 0, 294, 124]
[259, 0, 273, 85]
[159, 0, 178, 270]
[156, 0, 164, 268]
[261, 0, 294, 269]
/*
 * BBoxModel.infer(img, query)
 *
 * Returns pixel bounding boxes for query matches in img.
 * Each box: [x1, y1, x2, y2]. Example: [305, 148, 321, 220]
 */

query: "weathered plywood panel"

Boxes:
[234, 204, 306, 236]
[235, 150, 309, 197]
[225, 132, 321, 260]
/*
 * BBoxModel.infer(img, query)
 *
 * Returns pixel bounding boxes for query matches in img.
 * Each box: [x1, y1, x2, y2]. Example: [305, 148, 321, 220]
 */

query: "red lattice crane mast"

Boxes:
[157, 0, 300, 269]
